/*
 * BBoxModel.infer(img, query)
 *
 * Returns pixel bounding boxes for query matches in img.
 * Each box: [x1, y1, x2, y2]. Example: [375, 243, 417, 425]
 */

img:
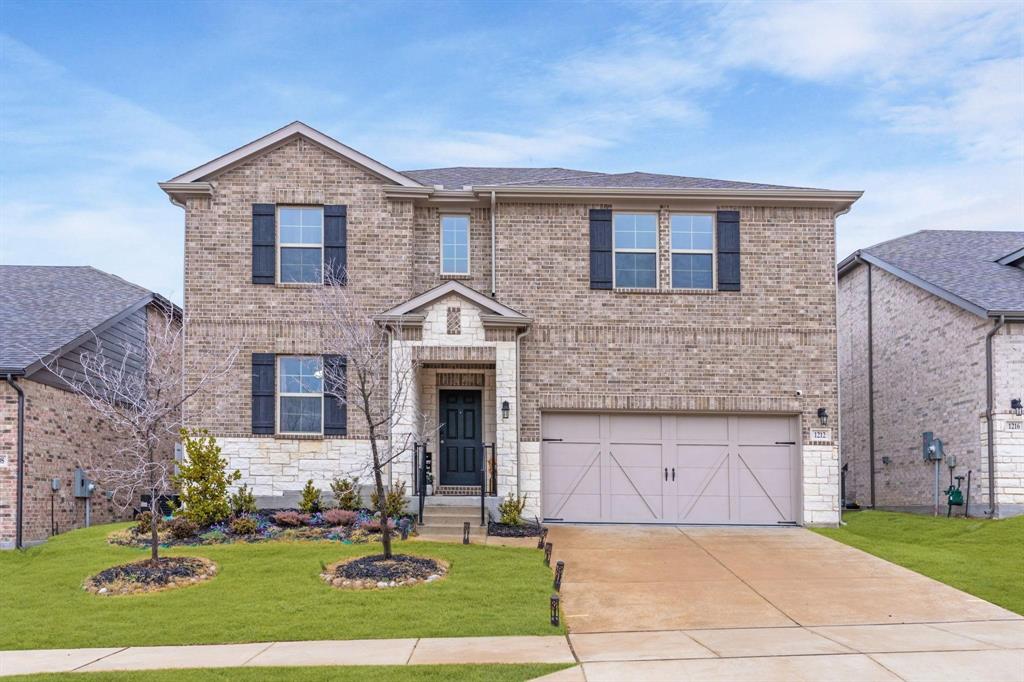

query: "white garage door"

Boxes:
[541, 413, 799, 525]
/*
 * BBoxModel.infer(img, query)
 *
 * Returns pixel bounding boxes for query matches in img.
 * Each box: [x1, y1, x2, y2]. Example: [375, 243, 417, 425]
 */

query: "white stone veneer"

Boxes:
[802, 443, 840, 525]
[219, 437, 374, 497]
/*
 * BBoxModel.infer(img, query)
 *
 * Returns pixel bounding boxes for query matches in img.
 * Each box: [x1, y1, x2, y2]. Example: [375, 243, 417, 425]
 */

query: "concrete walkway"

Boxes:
[2, 622, 1022, 680]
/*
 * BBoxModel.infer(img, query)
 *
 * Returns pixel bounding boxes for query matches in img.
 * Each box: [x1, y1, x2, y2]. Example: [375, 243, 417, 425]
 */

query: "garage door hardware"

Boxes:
[775, 441, 796, 445]
[542, 438, 563, 442]
[663, 467, 676, 481]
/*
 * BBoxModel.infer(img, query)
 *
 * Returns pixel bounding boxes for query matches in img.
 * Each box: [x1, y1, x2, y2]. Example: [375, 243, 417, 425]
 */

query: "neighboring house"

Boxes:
[0, 266, 178, 548]
[160, 121, 861, 526]
[838, 231, 1024, 518]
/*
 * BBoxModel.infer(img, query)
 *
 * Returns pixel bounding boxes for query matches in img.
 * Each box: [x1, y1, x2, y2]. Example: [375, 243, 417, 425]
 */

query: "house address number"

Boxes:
[1009, 421, 1023, 432]
[810, 428, 832, 443]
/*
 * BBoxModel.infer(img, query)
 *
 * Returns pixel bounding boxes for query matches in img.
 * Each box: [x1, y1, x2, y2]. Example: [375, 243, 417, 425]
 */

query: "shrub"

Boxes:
[498, 493, 528, 526]
[330, 476, 361, 511]
[168, 516, 198, 540]
[348, 528, 370, 544]
[134, 511, 168, 535]
[362, 518, 397, 533]
[172, 429, 240, 527]
[299, 479, 323, 514]
[322, 508, 358, 527]
[230, 484, 257, 516]
[230, 515, 259, 535]
[273, 510, 309, 527]
[370, 480, 408, 520]
[200, 529, 228, 544]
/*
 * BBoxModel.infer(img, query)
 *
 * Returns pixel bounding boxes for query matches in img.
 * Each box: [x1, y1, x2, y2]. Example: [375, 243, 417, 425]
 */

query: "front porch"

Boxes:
[378, 281, 532, 516]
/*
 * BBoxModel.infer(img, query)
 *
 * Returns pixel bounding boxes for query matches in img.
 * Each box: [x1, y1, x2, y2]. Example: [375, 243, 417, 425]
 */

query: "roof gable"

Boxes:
[166, 121, 422, 187]
[378, 281, 529, 322]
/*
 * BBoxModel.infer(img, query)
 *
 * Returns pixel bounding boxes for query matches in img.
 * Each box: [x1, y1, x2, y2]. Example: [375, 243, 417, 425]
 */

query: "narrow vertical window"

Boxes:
[278, 207, 323, 283]
[277, 356, 323, 434]
[670, 214, 715, 290]
[441, 214, 470, 275]
[613, 213, 657, 288]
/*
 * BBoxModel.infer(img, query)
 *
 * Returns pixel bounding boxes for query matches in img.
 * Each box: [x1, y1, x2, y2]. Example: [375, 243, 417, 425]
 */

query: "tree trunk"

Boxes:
[367, 420, 392, 559]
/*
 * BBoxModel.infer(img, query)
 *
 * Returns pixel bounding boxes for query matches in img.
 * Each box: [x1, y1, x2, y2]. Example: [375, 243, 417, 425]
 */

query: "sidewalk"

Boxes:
[2, 621, 1022, 680]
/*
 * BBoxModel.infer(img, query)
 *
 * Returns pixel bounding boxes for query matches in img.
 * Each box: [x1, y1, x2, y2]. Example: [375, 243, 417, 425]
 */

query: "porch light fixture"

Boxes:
[501, 400, 510, 420]
[1012, 398, 1023, 417]
[817, 408, 829, 426]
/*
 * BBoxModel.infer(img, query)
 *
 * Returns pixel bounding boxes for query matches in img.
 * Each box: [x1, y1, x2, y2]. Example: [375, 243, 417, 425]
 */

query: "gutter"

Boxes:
[5, 374, 25, 549]
[985, 315, 1006, 517]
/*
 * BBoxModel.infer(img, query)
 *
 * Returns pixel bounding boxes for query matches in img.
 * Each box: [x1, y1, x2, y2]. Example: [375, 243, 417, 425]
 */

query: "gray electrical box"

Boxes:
[922, 432, 944, 461]
[73, 468, 95, 498]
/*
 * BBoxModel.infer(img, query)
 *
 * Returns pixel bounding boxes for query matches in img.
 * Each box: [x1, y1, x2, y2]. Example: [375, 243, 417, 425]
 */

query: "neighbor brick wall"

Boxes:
[0, 380, 135, 547]
[839, 265, 990, 511]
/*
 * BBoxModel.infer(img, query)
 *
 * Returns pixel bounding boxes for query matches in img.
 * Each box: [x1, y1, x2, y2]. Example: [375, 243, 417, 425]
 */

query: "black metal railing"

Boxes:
[415, 442, 431, 524]
[486, 444, 497, 496]
[480, 443, 497, 526]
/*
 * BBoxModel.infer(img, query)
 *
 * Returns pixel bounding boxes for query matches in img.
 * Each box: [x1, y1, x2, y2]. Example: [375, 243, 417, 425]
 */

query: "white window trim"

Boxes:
[440, 213, 471, 276]
[276, 355, 325, 436]
[669, 212, 717, 291]
[276, 206, 325, 285]
[612, 211, 659, 289]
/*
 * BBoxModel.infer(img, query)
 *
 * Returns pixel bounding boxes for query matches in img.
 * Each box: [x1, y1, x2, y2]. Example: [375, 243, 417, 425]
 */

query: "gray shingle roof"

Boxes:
[0, 266, 154, 372]
[861, 230, 1024, 315]
[402, 167, 821, 191]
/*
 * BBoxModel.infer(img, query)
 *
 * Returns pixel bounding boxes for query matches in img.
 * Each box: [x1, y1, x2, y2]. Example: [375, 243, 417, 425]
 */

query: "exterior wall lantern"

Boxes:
[1012, 398, 1023, 417]
[501, 400, 510, 419]
[817, 407, 829, 426]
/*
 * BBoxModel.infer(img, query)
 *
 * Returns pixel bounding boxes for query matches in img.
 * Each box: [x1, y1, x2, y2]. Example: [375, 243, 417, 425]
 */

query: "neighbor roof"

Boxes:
[0, 266, 163, 373]
[838, 230, 1024, 318]
[403, 167, 820, 191]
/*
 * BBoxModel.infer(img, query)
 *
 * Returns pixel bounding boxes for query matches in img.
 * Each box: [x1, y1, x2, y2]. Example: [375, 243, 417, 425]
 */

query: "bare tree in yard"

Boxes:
[42, 301, 239, 561]
[315, 271, 424, 560]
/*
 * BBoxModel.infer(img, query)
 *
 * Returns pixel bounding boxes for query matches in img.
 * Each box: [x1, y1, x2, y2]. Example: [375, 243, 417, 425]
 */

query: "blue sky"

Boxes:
[2, 0, 1022, 304]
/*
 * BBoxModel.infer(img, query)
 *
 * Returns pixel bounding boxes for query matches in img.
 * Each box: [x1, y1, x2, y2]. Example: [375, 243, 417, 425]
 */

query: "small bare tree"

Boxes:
[315, 270, 425, 560]
[42, 300, 239, 561]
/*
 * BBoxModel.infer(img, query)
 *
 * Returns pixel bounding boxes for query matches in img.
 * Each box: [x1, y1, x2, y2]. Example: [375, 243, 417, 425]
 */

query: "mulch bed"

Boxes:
[85, 556, 217, 596]
[321, 554, 448, 590]
[488, 521, 543, 537]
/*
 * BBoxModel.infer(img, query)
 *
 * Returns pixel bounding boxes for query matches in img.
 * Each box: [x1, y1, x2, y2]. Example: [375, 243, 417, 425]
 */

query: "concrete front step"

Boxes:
[417, 525, 487, 538]
[422, 511, 485, 523]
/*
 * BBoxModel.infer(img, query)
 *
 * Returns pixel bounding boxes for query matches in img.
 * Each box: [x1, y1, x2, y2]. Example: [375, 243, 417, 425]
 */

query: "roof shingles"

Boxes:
[861, 230, 1024, 315]
[0, 266, 154, 371]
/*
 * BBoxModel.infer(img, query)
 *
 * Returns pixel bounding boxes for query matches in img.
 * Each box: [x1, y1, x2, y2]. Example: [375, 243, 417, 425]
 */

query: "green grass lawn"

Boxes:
[815, 510, 1024, 615]
[4, 664, 571, 682]
[0, 524, 562, 650]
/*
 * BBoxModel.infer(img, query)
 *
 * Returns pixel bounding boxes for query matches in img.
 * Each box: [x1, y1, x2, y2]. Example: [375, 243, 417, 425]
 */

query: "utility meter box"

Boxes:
[73, 468, 94, 498]
[922, 432, 944, 461]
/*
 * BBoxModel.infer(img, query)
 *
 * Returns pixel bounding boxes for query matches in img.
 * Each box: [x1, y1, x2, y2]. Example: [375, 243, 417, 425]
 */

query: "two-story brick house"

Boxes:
[161, 122, 861, 526]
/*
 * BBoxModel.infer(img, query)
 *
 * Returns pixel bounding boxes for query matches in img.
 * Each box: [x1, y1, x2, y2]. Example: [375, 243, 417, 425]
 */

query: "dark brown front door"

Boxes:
[439, 390, 482, 487]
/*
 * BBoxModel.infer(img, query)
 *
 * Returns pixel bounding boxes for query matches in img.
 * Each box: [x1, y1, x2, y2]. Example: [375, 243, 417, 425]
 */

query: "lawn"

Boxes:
[4, 664, 571, 682]
[0, 523, 562, 650]
[815, 510, 1024, 615]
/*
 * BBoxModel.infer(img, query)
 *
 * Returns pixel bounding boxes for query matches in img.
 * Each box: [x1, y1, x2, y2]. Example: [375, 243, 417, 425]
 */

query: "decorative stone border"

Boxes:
[321, 555, 448, 590]
[84, 556, 218, 596]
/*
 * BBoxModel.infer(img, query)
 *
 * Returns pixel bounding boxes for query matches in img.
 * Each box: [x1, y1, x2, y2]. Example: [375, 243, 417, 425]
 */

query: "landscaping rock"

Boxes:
[321, 554, 448, 591]
[85, 556, 218, 596]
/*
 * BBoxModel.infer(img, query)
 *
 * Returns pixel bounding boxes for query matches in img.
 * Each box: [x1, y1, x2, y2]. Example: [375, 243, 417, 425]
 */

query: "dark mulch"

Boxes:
[488, 521, 543, 537]
[92, 557, 208, 586]
[335, 554, 443, 582]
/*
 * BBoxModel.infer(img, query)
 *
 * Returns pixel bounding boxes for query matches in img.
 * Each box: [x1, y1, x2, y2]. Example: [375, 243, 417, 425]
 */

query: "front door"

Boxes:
[439, 390, 482, 487]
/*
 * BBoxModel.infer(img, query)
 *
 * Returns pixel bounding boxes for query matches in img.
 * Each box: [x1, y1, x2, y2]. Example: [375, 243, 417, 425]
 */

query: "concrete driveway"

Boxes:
[545, 525, 1023, 681]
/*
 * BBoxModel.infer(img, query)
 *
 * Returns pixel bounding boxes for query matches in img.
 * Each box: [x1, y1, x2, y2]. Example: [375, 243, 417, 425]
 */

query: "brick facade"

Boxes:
[178, 135, 842, 525]
[839, 263, 1024, 516]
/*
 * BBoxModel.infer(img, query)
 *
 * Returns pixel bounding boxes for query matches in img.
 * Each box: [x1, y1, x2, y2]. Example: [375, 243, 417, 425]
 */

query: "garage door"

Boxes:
[541, 413, 798, 525]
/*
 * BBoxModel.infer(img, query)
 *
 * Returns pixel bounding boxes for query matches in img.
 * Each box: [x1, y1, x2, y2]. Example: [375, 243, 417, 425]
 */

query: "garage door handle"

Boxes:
[672, 468, 675, 481]
[664, 467, 668, 481]
[775, 441, 796, 445]
[542, 438, 563, 442]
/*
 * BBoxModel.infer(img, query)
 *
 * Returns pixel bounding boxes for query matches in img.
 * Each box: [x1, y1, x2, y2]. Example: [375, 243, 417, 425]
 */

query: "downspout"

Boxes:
[985, 315, 1006, 518]
[490, 191, 497, 298]
[5, 374, 25, 549]
[867, 261, 875, 508]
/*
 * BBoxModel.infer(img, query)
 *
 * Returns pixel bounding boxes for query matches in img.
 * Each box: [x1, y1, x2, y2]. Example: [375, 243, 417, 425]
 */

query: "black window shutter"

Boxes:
[251, 353, 276, 434]
[252, 204, 276, 284]
[323, 354, 347, 436]
[324, 205, 347, 285]
[717, 210, 741, 291]
[589, 209, 613, 289]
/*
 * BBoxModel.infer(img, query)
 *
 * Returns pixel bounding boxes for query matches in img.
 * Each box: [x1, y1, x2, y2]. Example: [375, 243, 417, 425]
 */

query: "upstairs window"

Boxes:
[278, 356, 323, 434]
[441, 214, 470, 275]
[670, 214, 714, 290]
[614, 213, 657, 288]
[278, 207, 323, 283]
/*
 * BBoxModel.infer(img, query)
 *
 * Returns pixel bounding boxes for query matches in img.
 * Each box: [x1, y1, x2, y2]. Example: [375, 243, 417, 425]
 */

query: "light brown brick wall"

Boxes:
[181, 140, 839, 512]
[839, 264, 991, 510]
[0, 380, 136, 547]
